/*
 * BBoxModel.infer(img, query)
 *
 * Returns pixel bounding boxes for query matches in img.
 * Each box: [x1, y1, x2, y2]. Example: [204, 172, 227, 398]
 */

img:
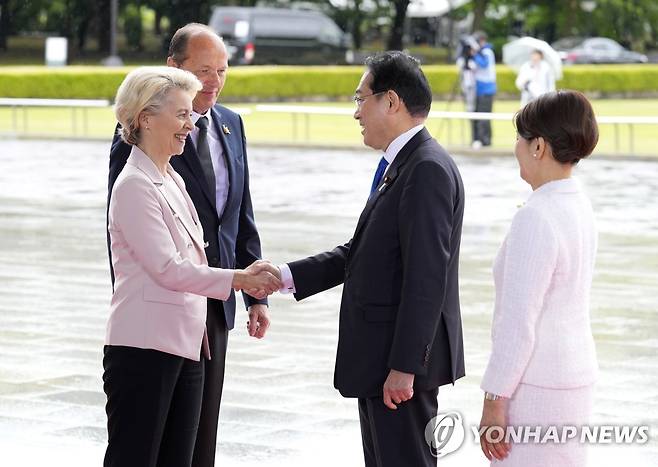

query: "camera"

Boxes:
[458, 35, 480, 59]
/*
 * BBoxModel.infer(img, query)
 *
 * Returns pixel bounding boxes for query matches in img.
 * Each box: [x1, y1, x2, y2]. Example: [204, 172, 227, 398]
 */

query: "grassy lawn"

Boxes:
[1, 98, 656, 157]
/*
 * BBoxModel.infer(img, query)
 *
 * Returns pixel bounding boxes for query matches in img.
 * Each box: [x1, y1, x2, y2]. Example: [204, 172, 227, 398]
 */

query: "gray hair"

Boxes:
[114, 66, 202, 145]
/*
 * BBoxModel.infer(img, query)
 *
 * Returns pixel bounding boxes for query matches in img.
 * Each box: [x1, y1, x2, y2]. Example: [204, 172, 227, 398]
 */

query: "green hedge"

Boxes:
[1, 65, 658, 101]
[0, 66, 128, 99]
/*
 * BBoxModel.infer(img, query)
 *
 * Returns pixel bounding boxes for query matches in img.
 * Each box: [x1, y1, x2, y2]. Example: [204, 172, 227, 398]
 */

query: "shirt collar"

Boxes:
[192, 109, 213, 127]
[529, 177, 581, 199]
[383, 124, 424, 165]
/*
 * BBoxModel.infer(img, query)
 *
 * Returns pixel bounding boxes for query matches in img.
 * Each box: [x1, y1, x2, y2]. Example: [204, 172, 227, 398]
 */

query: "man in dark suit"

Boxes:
[107, 23, 270, 467]
[274, 51, 465, 466]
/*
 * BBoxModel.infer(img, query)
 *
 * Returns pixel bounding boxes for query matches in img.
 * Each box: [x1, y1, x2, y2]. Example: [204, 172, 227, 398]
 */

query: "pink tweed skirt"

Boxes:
[491, 383, 595, 467]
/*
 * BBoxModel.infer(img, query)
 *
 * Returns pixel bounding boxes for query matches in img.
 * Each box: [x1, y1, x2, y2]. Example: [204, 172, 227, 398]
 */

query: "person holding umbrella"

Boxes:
[515, 49, 556, 106]
[503, 37, 562, 108]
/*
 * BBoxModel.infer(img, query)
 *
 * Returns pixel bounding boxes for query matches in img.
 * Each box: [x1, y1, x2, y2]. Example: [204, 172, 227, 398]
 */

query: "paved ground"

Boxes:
[0, 139, 656, 466]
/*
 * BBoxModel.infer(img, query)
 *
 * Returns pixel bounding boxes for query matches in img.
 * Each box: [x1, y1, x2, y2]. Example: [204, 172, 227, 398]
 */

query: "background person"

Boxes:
[471, 31, 497, 149]
[103, 66, 280, 467]
[456, 35, 478, 113]
[515, 49, 556, 107]
[478, 90, 599, 466]
[272, 51, 465, 467]
[107, 23, 270, 467]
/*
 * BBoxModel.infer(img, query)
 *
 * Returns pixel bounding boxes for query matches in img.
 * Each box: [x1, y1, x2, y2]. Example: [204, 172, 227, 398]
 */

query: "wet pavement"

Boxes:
[0, 139, 656, 466]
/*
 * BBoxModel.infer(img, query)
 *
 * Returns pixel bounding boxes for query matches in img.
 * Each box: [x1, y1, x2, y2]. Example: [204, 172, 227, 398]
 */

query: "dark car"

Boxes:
[552, 37, 648, 64]
[208, 6, 353, 65]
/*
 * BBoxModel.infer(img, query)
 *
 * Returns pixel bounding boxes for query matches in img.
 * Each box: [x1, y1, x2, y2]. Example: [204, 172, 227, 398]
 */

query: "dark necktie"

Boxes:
[195, 116, 216, 197]
[369, 156, 389, 196]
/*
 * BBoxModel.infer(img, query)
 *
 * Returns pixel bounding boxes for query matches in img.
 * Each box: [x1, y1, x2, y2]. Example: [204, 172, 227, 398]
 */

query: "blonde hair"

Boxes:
[114, 66, 202, 145]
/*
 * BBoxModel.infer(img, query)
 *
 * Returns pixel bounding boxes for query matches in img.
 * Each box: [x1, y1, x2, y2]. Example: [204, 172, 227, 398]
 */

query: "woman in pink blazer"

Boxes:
[479, 91, 599, 466]
[103, 67, 280, 467]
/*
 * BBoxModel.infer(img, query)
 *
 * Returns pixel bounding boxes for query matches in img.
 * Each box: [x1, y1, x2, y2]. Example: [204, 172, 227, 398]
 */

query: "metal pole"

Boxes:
[305, 114, 310, 143]
[103, 0, 123, 66]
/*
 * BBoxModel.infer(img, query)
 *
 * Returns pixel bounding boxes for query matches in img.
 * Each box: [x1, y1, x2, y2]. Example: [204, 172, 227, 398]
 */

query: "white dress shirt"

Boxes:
[191, 110, 229, 219]
[278, 124, 425, 293]
[481, 177, 599, 397]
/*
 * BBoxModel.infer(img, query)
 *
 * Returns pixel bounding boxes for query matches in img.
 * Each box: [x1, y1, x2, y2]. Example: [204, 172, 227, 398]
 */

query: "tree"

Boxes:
[0, 0, 10, 50]
[387, 0, 410, 50]
[327, 0, 366, 50]
[164, 0, 210, 36]
[123, 0, 144, 51]
[471, 0, 489, 32]
[96, 0, 111, 55]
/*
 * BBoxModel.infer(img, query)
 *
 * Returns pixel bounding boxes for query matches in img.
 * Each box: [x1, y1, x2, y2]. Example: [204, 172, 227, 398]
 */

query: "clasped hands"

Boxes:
[233, 261, 417, 411]
[231, 259, 282, 300]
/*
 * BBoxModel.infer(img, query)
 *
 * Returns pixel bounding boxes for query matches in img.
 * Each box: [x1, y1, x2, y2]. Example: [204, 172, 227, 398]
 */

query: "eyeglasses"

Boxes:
[352, 91, 385, 107]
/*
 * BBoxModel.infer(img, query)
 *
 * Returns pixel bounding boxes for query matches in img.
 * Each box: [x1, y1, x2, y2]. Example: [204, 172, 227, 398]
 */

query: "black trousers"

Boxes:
[473, 93, 494, 145]
[103, 345, 204, 467]
[192, 299, 229, 467]
[358, 388, 439, 467]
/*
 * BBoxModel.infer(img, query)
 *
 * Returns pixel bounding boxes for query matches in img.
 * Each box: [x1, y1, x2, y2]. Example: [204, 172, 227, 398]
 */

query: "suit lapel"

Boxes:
[211, 106, 234, 223]
[351, 128, 433, 243]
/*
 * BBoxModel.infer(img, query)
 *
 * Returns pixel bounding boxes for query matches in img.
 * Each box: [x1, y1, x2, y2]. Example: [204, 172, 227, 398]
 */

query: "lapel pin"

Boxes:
[222, 124, 231, 135]
[378, 176, 392, 192]
[203, 241, 210, 248]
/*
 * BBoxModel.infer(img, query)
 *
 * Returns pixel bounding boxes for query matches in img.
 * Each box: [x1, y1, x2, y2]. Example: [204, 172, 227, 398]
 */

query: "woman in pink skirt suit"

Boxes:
[479, 90, 600, 466]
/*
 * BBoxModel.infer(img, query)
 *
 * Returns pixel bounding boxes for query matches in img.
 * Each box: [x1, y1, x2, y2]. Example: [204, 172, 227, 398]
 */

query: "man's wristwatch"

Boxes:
[484, 392, 502, 401]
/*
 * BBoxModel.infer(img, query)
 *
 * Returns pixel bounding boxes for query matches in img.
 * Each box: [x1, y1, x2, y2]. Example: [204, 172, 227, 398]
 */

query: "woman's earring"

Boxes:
[532, 153, 537, 158]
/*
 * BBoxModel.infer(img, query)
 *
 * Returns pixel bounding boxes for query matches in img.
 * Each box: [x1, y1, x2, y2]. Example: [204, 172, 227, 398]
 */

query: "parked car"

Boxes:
[552, 37, 648, 64]
[208, 6, 353, 65]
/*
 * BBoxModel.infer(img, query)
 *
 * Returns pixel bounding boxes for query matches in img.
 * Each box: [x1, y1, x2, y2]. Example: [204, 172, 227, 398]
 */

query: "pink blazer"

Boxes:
[106, 146, 233, 361]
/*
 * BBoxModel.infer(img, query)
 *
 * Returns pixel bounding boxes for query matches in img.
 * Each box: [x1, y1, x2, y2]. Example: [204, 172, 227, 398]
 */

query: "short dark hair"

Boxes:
[364, 51, 432, 118]
[168, 23, 220, 64]
[515, 90, 598, 164]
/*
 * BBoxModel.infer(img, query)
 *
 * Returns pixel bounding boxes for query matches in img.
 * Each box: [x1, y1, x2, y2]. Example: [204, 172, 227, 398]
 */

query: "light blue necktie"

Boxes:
[369, 156, 389, 196]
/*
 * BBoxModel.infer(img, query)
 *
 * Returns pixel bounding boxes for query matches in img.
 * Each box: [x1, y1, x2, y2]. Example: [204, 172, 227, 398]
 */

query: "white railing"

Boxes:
[2, 99, 657, 155]
[255, 105, 658, 155]
[0, 97, 110, 137]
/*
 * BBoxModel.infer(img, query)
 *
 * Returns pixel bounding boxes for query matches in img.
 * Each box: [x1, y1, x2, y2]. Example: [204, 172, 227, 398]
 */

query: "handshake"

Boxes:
[231, 260, 282, 300]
